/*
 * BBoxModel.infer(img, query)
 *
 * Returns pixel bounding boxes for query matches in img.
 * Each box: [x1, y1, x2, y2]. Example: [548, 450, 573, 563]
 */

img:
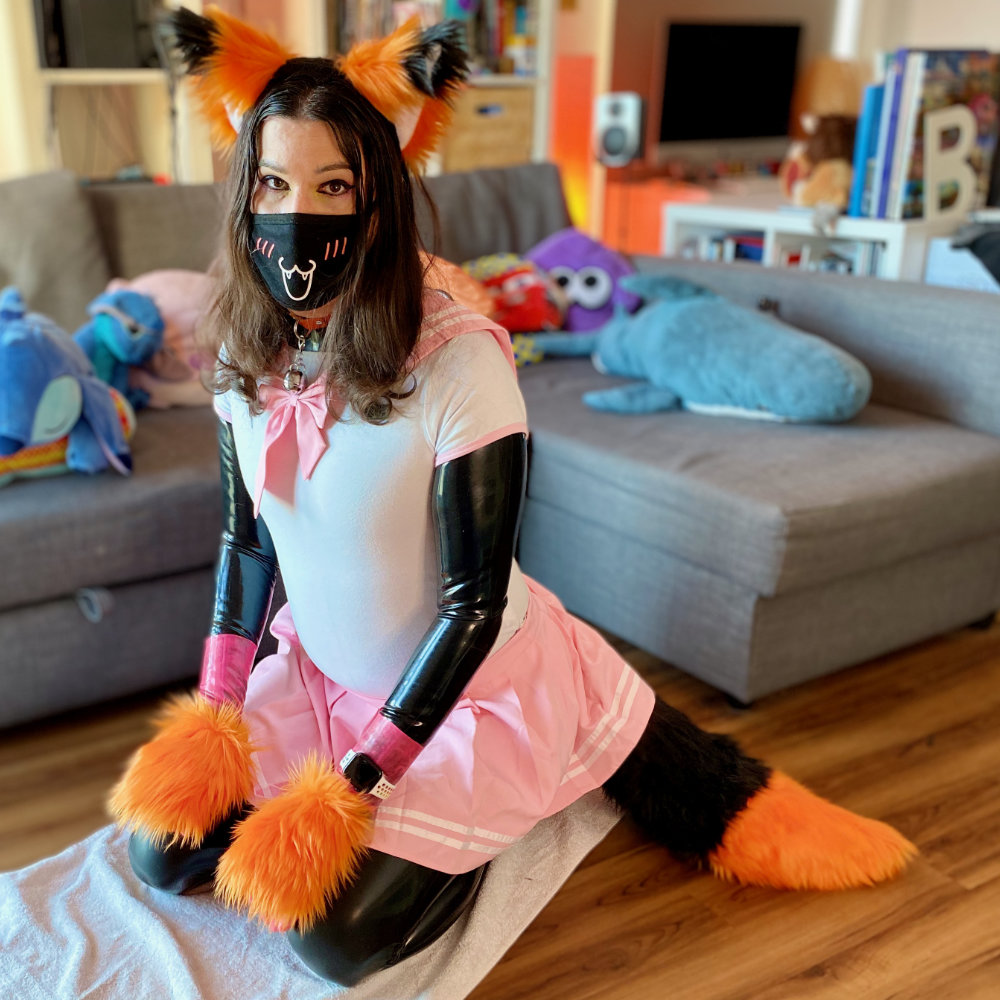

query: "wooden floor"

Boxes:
[2, 621, 999, 999]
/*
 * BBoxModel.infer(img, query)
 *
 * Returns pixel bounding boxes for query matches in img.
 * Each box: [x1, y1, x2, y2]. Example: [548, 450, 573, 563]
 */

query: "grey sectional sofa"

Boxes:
[2, 162, 998, 728]
[518, 264, 1000, 701]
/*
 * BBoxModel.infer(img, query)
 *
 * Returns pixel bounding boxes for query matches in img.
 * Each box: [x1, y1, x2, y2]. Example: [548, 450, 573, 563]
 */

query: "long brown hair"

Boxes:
[208, 57, 425, 423]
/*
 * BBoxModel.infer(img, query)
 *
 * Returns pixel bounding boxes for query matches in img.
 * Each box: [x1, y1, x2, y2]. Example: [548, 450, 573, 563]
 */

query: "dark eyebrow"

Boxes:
[257, 159, 352, 174]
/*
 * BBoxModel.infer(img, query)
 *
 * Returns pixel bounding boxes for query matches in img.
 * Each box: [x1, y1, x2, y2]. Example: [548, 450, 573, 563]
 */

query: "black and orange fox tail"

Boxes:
[602, 697, 916, 890]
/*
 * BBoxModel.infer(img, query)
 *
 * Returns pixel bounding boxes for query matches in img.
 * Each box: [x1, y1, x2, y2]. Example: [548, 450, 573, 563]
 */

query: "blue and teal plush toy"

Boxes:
[0, 287, 135, 484]
[528, 274, 872, 422]
[73, 289, 164, 410]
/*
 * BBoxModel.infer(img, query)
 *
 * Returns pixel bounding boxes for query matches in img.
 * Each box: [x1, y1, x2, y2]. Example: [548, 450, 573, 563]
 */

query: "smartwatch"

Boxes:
[340, 750, 396, 800]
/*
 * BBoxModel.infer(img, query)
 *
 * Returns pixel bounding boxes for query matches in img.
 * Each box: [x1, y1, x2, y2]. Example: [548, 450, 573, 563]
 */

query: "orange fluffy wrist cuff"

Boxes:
[108, 693, 256, 849]
[215, 752, 374, 931]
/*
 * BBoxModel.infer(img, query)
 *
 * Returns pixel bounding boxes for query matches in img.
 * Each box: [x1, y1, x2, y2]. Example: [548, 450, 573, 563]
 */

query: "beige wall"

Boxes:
[217, 0, 328, 57]
[0, 0, 49, 180]
[858, 0, 1000, 66]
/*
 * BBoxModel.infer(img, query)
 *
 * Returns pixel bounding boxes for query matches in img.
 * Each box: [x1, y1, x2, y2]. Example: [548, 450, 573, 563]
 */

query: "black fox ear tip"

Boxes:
[164, 7, 220, 74]
[417, 22, 469, 97]
[420, 19, 466, 47]
[403, 36, 468, 99]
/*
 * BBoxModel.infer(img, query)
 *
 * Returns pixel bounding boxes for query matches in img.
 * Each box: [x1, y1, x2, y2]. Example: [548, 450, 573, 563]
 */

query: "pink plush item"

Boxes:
[199, 632, 258, 706]
[348, 713, 423, 786]
[419, 251, 494, 318]
[106, 269, 216, 408]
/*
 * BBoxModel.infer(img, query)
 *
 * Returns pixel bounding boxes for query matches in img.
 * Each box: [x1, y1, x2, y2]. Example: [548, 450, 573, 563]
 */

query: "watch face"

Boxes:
[343, 752, 383, 794]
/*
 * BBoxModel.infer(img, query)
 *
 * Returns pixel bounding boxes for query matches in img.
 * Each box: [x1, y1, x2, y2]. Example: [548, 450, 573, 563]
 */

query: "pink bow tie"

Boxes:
[253, 379, 337, 516]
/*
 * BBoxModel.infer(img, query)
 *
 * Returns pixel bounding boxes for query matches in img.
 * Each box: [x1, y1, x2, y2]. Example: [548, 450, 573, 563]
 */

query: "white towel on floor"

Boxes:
[0, 791, 619, 1000]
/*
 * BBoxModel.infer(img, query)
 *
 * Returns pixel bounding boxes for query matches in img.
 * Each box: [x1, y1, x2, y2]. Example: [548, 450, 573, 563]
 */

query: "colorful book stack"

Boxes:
[846, 48, 1000, 220]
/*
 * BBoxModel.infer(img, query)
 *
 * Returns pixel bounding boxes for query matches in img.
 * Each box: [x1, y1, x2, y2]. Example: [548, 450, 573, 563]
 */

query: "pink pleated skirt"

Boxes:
[243, 576, 655, 874]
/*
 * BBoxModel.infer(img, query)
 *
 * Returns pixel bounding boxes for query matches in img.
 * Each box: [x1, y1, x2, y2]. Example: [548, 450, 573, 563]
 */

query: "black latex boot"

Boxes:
[287, 851, 487, 987]
[128, 805, 250, 895]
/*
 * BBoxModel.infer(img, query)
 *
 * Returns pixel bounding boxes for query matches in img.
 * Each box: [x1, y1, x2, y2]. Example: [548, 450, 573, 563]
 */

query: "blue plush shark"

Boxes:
[0, 287, 133, 477]
[528, 274, 872, 423]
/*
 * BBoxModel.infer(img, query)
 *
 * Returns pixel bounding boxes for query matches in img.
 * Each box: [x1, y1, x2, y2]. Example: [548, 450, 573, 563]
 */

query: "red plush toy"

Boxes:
[463, 253, 567, 332]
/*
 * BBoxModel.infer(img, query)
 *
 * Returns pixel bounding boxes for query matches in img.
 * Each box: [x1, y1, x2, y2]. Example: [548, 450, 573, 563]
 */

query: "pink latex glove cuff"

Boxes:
[351, 714, 423, 785]
[199, 633, 257, 706]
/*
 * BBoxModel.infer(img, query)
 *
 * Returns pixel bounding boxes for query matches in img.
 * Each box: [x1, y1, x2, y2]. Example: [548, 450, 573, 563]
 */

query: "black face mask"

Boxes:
[249, 213, 360, 311]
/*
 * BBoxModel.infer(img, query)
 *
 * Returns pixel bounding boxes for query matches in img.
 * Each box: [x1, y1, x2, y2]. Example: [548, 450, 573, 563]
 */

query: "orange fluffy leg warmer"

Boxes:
[708, 770, 918, 890]
[215, 753, 374, 932]
[108, 693, 256, 849]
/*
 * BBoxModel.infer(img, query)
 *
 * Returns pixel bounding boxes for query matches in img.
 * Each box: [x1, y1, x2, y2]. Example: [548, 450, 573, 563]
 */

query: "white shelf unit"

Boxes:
[662, 202, 960, 282]
[39, 68, 166, 85]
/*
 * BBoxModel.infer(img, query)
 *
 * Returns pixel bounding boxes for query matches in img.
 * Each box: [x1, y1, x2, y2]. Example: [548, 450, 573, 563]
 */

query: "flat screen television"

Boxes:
[658, 23, 801, 147]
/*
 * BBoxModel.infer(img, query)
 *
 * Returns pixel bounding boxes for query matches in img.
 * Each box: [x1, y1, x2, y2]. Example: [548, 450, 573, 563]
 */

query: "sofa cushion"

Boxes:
[0, 170, 111, 331]
[518, 358, 1000, 597]
[0, 407, 221, 614]
[419, 162, 572, 263]
[85, 181, 224, 279]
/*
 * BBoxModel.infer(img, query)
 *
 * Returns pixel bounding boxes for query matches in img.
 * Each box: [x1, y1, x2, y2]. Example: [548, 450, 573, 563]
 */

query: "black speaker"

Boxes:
[593, 92, 645, 167]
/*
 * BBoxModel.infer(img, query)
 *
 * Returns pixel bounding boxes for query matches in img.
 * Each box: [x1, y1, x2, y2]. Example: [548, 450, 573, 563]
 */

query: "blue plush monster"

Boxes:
[528, 274, 872, 423]
[525, 227, 641, 332]
[73, 289, 164, 410]
[0, 287, 133, 477]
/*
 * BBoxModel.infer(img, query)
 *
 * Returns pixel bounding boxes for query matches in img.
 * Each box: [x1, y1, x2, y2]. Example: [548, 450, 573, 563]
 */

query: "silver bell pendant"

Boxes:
[283, 363, 305, 393]
[283, 323, 308, 393]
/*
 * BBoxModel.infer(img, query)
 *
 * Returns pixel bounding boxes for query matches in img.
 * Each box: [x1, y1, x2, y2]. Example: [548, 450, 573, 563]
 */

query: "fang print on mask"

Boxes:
[250, 213, 359, 311]
[279, 258, 315, 303]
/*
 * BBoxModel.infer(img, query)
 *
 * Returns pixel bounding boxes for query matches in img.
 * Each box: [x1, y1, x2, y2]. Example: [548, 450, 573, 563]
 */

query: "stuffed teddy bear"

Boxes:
[0, 287, 135, 486]
[779, 114, 858, 210]
[73, 289, 165, 410]
[527, 273, 872, 422]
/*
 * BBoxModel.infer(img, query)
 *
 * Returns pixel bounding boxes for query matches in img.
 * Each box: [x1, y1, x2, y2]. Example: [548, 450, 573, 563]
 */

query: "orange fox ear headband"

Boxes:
[168, 6, 468, 171]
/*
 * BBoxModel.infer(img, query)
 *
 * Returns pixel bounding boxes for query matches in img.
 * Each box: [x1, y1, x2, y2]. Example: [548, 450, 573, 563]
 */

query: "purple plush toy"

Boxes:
[525, 227, 641, 332]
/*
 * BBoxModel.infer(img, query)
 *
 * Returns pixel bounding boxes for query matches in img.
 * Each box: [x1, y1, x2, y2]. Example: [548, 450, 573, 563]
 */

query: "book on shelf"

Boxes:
[859, 47, 1000, 220]
[683, 232, 764, 263]
[721, 233, 764, 262]
[871, 48, 909, 219]
[847, 82, 885, 217]
[460, 0, 538, 76]
[894, 50, 1000, 220]
[777, 247, 802, 267]
[885, 50, 930, 219]
[778, 240, 880, 277]
[686, 233, 878, 275]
